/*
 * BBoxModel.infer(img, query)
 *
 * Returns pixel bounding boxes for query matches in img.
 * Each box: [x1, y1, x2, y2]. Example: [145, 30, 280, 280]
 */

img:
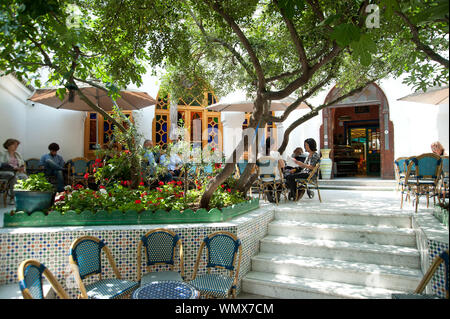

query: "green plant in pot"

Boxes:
[14, 173, 55, 214]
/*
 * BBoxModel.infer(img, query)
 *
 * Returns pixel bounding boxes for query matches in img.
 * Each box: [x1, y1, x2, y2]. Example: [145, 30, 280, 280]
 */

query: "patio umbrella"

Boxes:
[397, 86, 449, 105]
[28, 85, 157, 111]
[205, 96, 309, 112]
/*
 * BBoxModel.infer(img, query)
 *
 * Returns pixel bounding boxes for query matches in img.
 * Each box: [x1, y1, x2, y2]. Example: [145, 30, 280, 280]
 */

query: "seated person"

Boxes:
[158, 145, 174, 183]
[431, 141, 447, 156]
[285, 138, 320, 200]
[39, 143, 65, 192]
[284, 147, 305, 173]
[167, 151, 183, 178]
[0, 138, 28, 203]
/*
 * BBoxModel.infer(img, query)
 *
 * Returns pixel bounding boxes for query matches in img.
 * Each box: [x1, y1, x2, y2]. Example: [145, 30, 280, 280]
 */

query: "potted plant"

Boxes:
[14, 173, 55, 214]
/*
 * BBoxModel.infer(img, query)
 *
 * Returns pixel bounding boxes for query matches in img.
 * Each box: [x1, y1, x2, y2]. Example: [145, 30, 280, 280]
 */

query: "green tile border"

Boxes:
[3, 198, 260, 228]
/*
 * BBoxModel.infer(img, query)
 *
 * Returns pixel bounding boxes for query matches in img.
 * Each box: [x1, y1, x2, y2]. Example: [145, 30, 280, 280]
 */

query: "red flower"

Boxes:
[156, 197, 164, 200]
[176, 181, 182, 186]
[211, 148, 215, 151]
[158, 181, 164, 186]
[95, 158, 102, 163]
[124, 150, 130, 154]
[221, 184, 225, 188]
[227, 188, 231, 193]
[93, 168, 96, 173]
[74, 184, 83, 190]
[197, 186, 202, 190]
[215, 163, 221, 169]
[104, 178, 109, 181]
[99, 185, 105, 189]
[135, 200, 141, 204]
[156, 187, 162, 192]
[139, 182, 145, 186]
[84, 173, 89, 179]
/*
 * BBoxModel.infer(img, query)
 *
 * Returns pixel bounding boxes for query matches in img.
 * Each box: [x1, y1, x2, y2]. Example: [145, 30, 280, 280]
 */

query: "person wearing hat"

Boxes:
[0, 138, 28, 204]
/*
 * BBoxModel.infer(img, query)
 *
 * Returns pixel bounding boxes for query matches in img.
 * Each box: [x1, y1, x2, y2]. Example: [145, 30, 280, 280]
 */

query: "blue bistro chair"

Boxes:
[18, 259, 69, 299]
[438, 156, 449, 204]
[394, 157, 408, 191]
[189, 231, 242, 299]
[256, 156, 287, 204]
[69, 236, 139, 299]
[392, 249, 449, 299]
[137, 228, 184, 285]
[400, 156, 417, 207]
[402, 153, 442, 212]
[25, 158, 43, 175]
[67, 157, 89, 187]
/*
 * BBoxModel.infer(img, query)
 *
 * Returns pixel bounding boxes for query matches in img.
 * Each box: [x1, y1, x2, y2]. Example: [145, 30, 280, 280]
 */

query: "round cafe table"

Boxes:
[132, 280, 200, 299]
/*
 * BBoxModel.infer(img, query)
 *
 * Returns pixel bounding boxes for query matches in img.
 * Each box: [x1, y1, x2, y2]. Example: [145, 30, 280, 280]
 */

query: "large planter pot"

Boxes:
[14, 190, 54, 214]
[320, 148, 333, 179]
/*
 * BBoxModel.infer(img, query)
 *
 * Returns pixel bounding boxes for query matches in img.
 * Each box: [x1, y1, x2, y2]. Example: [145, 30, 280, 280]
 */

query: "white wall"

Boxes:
[133, 105, 156, 146]
[0, 75, 31, 156]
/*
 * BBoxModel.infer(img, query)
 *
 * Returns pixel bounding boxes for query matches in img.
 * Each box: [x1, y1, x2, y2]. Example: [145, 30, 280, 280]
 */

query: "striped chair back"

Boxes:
[70, 237, 104, 279]
[204, 232, 241, 271]
[69, 157, 89, 176]
[25, 158, 40, 170]
[394, 157, 408, 176]
[442, 156, 449, 176]
[141, 229, 180, 266]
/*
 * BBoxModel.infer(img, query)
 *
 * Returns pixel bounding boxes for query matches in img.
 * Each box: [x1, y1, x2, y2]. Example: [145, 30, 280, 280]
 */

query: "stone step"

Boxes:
[318, 179, 397, 187]
[260, 236, 421, 269]
[268, 220, 416, 247]
[242, 271, 407, 299]
[274, 208, 412, 228]
[318, 185, 395, 191]
[251, 253, 422, 291]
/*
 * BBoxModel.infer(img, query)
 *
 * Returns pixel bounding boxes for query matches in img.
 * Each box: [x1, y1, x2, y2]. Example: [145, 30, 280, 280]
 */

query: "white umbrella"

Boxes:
[206, 96, 309, 112]
[397, 86, 449, 105]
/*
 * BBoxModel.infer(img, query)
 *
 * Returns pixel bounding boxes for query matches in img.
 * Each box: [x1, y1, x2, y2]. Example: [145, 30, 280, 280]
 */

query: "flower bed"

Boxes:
[3, 198, 259, 227]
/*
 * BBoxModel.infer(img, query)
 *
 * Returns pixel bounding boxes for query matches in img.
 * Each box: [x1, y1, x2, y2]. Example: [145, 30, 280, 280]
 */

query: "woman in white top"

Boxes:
[0, 139, 28, 203]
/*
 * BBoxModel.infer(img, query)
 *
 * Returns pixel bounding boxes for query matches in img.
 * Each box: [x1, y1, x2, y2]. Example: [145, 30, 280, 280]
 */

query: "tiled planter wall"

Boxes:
[0, 205, 274, 299]
[413, 212, 449, 299]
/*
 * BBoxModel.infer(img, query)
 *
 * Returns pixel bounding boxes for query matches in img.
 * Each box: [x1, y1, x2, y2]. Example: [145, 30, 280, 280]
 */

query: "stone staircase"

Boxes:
[241, 202, 423, 299]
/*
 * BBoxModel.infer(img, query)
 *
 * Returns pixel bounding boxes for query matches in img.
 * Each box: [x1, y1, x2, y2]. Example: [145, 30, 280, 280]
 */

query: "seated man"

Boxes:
[167, 151, 183, 178]
[39, 143, 65, 192]
[143, 139, 157, 176]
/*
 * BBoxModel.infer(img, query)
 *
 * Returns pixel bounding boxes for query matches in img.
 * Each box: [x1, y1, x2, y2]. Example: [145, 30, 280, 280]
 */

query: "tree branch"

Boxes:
[395, 10, 449, 68]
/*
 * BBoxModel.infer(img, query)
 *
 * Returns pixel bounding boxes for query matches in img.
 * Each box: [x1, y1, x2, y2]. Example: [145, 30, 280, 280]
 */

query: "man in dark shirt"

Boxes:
[39, 143, 65, 192]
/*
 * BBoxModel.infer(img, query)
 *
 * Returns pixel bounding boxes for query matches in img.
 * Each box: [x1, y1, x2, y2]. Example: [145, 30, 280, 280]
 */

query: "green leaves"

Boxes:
[276, 0, 306, 19]
[350, 34, 377, 66]
[14, 173, 55, 192]
[330, 23, 361, 47]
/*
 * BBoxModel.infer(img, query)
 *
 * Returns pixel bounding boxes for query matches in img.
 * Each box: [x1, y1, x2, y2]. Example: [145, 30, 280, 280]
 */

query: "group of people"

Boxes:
[261, 137, 321, 202]
[0, 139, 66, 203]
[142, 139, 183, 183]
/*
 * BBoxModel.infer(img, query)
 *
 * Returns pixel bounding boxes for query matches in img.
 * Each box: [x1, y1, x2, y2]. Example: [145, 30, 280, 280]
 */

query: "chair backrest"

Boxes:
[415, 249, 449, 299]
[204, 164, 213, 174]
[257, 156, 277, 180]
[442, 156, 449, 176]
[140, 229, 182, 266]
[69, 157, 89, 175]
[407, 153, 442, 182]
[237, 160, 248, 175]
[394, 157, 408, 175]
[203, 231, 241, 272]
[18, 259, 69, 299]
[306, 163, 320, 183]
[25, 158, 41, 170]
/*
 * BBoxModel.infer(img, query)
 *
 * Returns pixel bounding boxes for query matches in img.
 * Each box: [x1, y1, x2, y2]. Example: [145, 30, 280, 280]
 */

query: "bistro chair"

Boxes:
[17, 259, 69, 299]
[67, 157, 89, 187]
[402, 153, 442, 212]
[438, 156, 449, 204]
[295, 163, 322, 202]
[0, 168, 16, 206]
[256, 156, 288, 205]
[69, 236, 139, 299]
[137, 228, 185, 285]
[25, 158, 43, 175]
[394, 157, 408, 191]
[392, 249, 449, 299]
[400, 156, 417, 208]
[189, 231, 242, 299]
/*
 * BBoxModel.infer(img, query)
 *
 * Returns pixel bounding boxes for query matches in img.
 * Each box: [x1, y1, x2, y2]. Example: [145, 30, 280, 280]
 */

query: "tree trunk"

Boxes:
[199, 162, 236, 209]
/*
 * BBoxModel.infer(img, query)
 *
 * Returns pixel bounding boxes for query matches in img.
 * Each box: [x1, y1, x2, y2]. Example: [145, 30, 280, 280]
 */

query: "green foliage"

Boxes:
[14, 173, 54, 192]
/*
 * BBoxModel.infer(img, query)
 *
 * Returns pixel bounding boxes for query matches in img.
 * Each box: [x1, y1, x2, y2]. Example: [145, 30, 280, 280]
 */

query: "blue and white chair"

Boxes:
[189, 231, 242, 299]
[403, 153, 442, 212]
[256, 156, 287, 204]
[18, 259, 69, 299]
[438, 156, 448, 204]
[137, 228, 184, 285]
[394, 157, 408, 191]
[69, 236, 139, 299]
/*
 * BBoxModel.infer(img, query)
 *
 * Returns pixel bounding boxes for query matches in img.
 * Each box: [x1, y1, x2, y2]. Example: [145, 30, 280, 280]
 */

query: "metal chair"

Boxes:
[295, 163, 322, 202]
[403, 153, 442, 212]
[17, 259, 69, 299]
[256, 156, 288, 204]
[190, 231, 242, 299]
[394, 157, 408, 191]
[438, 156, 449, 204]
[69, 236, 139, 299]
[400, 156, 417, 207]
[392, 249, 449, 299]
[67, 157, 89, 187]
[137, 228, 184, 285]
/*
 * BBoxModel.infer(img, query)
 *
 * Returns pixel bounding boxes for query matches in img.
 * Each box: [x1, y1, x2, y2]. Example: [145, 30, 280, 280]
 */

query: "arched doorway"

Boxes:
[320, 83, 394, 179]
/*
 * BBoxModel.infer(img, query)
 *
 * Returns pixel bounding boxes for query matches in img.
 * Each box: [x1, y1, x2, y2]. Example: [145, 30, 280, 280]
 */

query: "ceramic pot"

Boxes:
[320, 148, 333, 179]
